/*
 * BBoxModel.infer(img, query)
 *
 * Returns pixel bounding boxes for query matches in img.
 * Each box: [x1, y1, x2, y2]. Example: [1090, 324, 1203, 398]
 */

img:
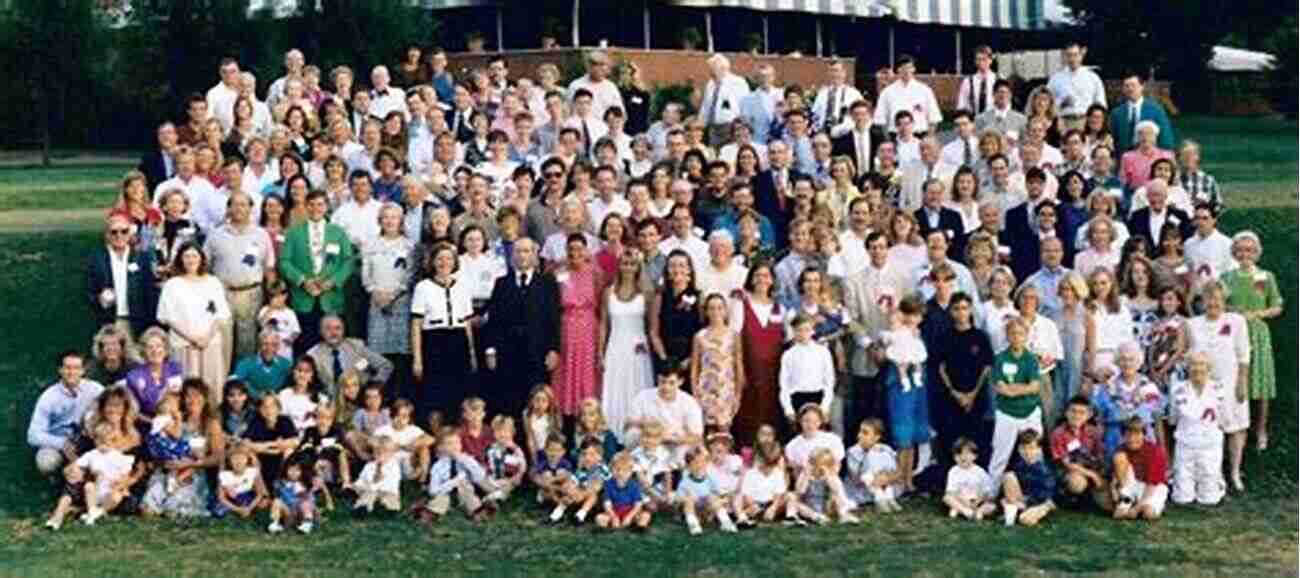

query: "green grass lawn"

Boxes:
[0, 116, 1296, 576]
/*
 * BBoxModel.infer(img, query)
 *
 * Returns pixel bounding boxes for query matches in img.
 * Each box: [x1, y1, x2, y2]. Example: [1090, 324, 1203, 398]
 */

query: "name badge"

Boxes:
[556, 272, 570, 284]
[355, 358, 370, 372]
[127, 263, 139, 273]
[322, 437, 337, 448]
[167, 375, 183, 391]
[1253, 272, 1268, 282]
[275, 234, 286, 243]
[1174, 265, 1189, 275]
[1066, 439, 1081, 453]
[326, 243, 341, 255]
[1001, 363, 1018, 378]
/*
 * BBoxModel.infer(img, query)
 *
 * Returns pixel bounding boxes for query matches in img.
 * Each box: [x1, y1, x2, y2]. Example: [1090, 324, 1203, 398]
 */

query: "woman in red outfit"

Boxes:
[731, 262, 783, 445]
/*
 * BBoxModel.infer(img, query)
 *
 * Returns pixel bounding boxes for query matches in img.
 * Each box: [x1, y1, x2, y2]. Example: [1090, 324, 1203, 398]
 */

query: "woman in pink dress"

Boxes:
[554, 233, 604, 418]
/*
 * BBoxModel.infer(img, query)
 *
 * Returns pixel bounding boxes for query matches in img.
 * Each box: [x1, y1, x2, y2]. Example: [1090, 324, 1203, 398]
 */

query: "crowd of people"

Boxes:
[29, 41, 1283, 535]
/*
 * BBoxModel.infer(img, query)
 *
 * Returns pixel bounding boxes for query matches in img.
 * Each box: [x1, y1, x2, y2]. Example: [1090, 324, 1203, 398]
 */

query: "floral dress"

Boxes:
[1221, 268, 1282, 400]
[554, 266, 600, 416]
[1145, 315, 1189, 391]
[695, 329, 739, 427]
[1091, 376, 1166, 459]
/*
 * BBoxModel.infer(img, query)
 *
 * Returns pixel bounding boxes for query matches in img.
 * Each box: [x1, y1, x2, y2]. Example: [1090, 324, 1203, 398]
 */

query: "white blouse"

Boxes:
[361, 235, 415, 294]
[411, 277, 474, 330]
[156, 275, 231, 339]
[458, 252, 508, 301]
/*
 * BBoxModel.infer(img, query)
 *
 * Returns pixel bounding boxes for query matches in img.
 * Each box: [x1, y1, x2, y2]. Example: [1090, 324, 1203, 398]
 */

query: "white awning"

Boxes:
[1209, 46, 1276, 73]
[666, 0, 892, 18]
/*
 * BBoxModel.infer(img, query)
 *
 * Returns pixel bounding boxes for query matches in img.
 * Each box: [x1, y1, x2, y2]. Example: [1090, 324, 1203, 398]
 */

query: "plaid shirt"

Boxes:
[1180, 170, 1222, 210]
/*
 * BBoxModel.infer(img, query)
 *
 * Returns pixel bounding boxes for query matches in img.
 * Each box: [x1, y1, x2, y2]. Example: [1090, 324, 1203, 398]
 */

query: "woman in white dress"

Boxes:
[156, 241, 232, 404]
[599, 248, 654, 443]
[1086, 267, 1134, 379]
[1187, 281, 1251, 492]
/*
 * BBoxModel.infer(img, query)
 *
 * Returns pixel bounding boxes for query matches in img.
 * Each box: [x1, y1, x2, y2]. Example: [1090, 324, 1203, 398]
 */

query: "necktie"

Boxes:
[827, 87, 840, 127]
[332, 347, 343, 382]
[1129, 103, 1139, 137]
[706, 83, 722, 127]
[582, 120, 592, 155]
[977, 77, 987, 114]
[450, 458, 460, 479]
[963, 139, 973, 167]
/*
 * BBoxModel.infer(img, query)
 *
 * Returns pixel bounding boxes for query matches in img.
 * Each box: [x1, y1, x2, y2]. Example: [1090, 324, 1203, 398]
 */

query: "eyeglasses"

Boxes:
[108, 229, 131, 235]
[544, 172, 564, 179]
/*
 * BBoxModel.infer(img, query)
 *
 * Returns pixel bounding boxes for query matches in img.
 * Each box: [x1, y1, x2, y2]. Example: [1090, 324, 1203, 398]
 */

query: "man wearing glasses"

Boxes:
[87, 215, 158, 339]
[525, 158, 570, 244]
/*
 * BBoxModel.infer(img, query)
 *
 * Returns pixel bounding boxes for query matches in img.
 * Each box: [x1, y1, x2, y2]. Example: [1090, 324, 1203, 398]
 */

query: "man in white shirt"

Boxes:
[196, 156, 262, 234]
[1046, 42, 1106, 129]
[740, 64, 782, 145]
[241, 139, 279, 197]
[1183, 203, 1236, 289]
[629, 369, 704, 461]
[563, 89, 608, 159]
[368, 66, 408, 121]
[898, 137, 953, 213]
[566, 50, 625, 122]
[347, 120, 384, 177]
[957, 46, 999, 117]
[267, 48, 305, 112]
[207, 57, 242, 132]
[152, 147, 216, 215]
[874, 55, 943, 135]
[695, 230, 748, 300]
[331, 172, 383, 249]
[586, 165, 631, 232]
[838, 198, 873, 276]
[659, 203, 709, 273]
[940, 110, 981, 169]
[647, 102, 684, 159]
[698, 54, 750, 147]
[975, 79, 1028, 137]
[811, 60, 863, 133]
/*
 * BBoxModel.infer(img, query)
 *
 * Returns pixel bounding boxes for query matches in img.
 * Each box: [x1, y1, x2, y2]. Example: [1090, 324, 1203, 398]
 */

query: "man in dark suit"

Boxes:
[1126, 179, 1192, 250]
[87, 214, 158, 338]
[482, 237, 561, 419]
[831, 99, 877, 180]
[137, 122, 178, 192]
[750, 139, 802, 248]
[444, 81, 478, 144]
[913, 177, 965, 260]
[1009, 200, 1068, 282]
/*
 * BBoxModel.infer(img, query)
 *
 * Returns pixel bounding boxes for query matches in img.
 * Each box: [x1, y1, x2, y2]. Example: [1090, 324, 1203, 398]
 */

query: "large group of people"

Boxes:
[30, 41, 1282, 535]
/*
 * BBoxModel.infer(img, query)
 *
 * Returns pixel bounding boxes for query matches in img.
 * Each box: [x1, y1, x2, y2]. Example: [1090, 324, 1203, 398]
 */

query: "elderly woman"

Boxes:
[156, 242, 232, 404]
[1119, 120, 1174, 190]
[362, 203, 416, 394]
[1188, 281, 1251, 491]
[1074, 215, 1122, 278]
[1091, 342, 1165, 460]
[1219, 231, 1283, 452]
[87, 324, 141, 386]
[1074, 190, 1130, 253]
[141, 378, 225, 518]
[410, 242, 477, 421]
[124, 327, 185, 422]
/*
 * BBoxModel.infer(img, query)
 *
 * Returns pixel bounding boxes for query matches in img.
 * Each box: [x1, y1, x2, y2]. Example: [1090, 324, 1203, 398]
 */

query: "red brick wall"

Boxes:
[447, 48, 853, 91]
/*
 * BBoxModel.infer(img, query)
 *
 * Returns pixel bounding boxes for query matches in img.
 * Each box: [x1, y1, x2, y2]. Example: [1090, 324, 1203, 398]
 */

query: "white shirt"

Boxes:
[659, 235, 709, 273]
[957, 71, 999, 115]
[739, 466, 788, 504]
[812, 83, 865, 131]
[369, 85, 409, 120]
[1184, 230, 1237, 281]
[1023, 314, 1066, 372]
[411, 278, 473, 329]
[707, 454, 744, 495]
[1169, 381, 1226, 450]
[156, 275, 232, 344]
[153, 175, 217, 216]
[874, 79, 943, 133]
[978, 301, 1018, 353]
[373, 423, 426, 449]
[566, 75, 625, 121]
[940, 135, 981, 169]
[108, 247, 131, 317]
[356, 458, 402, 494]
[241, 165, 279, 197]
[330, 198, 383, 248]
[586, 194, 631, 233]
[195, 186, 262, 234]
[219, 468, 260, 496]
[1091, 303, 1134, 353]
[778, 342, 835, 417]
[207, 82, 240, 131]
[563, 115, 609, 152]
[946, 463, 994, 499]
[783, 431, 844, 471]
[837, 229, 870, 277]
[75, 448, 134, 488]
[628, 389, 704, 445]
[718, 141, 768, 168]
[700, 73, 751, 126]
[277, 388, 317, 431]
[457, 252, 508, 302]
[1046, 66, 1107, 117]
[695, 262, 748, 300]
[895, 136, 922, 168]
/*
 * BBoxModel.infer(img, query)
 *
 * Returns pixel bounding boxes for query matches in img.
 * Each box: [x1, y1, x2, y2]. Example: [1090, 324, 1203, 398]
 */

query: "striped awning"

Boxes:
[666, 0, 892, 18]
[416, 0, 500, 8]
[877, 0, 1047, 29]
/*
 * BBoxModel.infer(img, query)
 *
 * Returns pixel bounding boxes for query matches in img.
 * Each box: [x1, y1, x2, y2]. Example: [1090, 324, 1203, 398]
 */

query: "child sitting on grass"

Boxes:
[372, 399, 433, 484]
[733, 440, 796, 527]
[630, 418, 677, 513]
[1050, 395, 1106, 508]
[791, 446, 859, 525]
[71, 423, 137, 527]
[484, 416, 527, 500]
[943, 437, 995, 521]
[1000, 429, 1056, 527]
[676, 445, 739, 535]
[423, 429, 503, 524]
[352, 435, 402, 516]
[532, 433, 576, 519]
[564, 439, 613, 525]
[268, 457, 321, 534]
[211, 444, 267, 519]
[844, 418, 902, 513]
[596, 451, 652, 531]
[1111, 417, 1170, 521]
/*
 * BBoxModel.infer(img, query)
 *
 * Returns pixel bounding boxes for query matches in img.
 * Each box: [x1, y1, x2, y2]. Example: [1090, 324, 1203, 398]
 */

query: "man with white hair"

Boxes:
[811, 60, 863, 132]
[207, 57, 242, 131]
[566, 51, 625, 121]
[267, 48, 305, 111]
[695, 229, 748, 299]
[239, 72, 274, 137]
[698, 54, 750, 148]
[898, 136, 953, 213]
[1126, 178, 1193, 249]
[369, 65, 408, 120]
[740, 64, 782, 144]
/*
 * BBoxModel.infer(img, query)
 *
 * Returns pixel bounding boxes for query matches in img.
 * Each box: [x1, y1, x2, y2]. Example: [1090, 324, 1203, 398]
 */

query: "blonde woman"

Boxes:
[599, 248, 655, 442]
[87, 324, 141, 386]
[821, 155, 859, 227]
[1074, 215, 1122, 277]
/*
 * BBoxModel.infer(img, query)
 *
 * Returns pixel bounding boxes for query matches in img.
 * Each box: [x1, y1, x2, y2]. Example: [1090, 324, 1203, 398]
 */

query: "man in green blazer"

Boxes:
[279, 190, 355, 354]
[1109, 72, 1176, 153]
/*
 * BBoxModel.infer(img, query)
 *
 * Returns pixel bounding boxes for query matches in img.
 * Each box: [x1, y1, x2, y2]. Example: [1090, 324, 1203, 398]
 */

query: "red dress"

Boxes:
[554, 266, 601, 416]
[734, 295, 783, 445]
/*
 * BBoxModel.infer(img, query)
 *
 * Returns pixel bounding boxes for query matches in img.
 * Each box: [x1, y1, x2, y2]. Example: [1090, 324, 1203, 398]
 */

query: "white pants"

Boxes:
[1117, 478, 1169, 517]
[989, 408, 1043, 483]
[1172, 441, 1225, 505]
[35, 448, 64, 475]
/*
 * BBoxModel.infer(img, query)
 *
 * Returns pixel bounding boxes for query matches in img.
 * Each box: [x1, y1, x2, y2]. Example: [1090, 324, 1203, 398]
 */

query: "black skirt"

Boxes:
[420, 328, 474, 421]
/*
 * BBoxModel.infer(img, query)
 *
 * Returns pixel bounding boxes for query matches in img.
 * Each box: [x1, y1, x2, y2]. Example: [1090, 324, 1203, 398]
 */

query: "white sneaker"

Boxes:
[687, 519, 703, 535]
[486, 490, 506, 502]
[720, 519, 739, 533]
[267, 522, 284, 534]
[839, 512, 860, 525]
[297, 521, 314, 534]
[45, 519, 61, 531]
[1003, 505, 1019, 527]
[890, 499, 903, 513]
[165, 475, 179, 494]
[812, 513, 830, 526]
[549, 505, 566, 522]
[949, 508, 959, 519]
[81, 507, 104, 526]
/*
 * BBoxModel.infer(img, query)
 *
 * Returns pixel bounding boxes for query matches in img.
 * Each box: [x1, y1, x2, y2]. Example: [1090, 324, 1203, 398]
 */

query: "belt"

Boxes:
[1060, 113, 1085, 119]
[226, 282, 261, 292]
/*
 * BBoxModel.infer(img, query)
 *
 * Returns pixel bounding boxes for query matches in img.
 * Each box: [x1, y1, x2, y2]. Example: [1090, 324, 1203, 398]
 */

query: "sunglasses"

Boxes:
[109, 228, 131, 235]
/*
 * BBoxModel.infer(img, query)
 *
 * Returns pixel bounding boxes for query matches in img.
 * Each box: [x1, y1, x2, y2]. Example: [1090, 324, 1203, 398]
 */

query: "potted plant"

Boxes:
[744, 32, 763, 55]
[680, 27, 703, 51]
[466, 31, 486, 53]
